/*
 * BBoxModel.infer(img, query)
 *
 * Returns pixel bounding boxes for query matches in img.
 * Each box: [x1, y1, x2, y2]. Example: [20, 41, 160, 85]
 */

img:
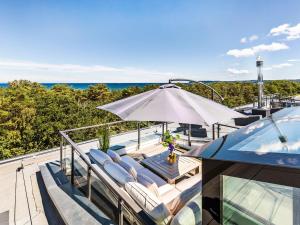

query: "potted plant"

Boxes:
[98, 127, 110, 152]
[162, 131, 180, 164]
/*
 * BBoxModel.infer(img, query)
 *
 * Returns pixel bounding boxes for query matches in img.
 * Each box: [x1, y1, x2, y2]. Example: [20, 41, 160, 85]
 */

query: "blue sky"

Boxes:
[0, 0, 299, 82]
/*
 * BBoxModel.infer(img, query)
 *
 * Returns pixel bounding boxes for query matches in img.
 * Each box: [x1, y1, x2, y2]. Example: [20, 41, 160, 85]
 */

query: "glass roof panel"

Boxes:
[201, 107, 300, 168]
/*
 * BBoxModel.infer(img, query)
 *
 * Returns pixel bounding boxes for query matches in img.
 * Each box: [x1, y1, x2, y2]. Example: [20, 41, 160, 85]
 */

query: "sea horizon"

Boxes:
[1, 79, 299, 90]
[0, 81, 236, 90]
[0, 82, 166, 90]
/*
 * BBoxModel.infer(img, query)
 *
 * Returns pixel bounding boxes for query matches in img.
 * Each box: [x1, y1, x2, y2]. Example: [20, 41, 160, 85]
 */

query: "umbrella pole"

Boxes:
[162, 122, 165, 140]
[188, 124, 191, 146]
[137, 122, 141, 149]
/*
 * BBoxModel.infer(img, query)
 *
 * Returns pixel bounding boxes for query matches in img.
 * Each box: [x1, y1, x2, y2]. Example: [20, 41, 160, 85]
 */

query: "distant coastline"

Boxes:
[0, 79, 299, 90]
[0, 82, 163, 90]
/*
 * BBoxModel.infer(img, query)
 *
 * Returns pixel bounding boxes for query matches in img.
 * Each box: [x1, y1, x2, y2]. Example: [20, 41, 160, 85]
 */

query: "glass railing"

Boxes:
[59, 121, 156, 225]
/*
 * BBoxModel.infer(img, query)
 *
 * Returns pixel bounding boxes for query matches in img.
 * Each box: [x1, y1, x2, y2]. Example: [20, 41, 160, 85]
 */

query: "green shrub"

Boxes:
[98, 127, 110, 152]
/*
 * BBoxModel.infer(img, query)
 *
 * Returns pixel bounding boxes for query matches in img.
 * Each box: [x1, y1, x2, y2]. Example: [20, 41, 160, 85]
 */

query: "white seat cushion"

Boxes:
[137, 168, 167, 187]
[175, 174, 202, 192]
[170, 194, 202, 225]
[158, 184, 175, 196]
[137, 173, 159, 197]
[119, 160, 137, 179]
[107, 149, 122, 163]
[90, 149, 112, 166]
[160, 188, 181, 205]
[125, 182, 172, 225]
[104, 161, 135, 186]
[168, 182, 202, 214]
[121, 155, 144, 171]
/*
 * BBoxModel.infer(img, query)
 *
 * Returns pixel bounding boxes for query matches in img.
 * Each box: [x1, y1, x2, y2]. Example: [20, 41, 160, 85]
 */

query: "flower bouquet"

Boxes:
[162, 131, 180, 164]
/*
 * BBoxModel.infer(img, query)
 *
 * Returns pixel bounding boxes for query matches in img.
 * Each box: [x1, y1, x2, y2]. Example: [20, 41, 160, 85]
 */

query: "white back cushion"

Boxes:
[107, 149, 122, 163]
[119, 160, 137, 179]
[125, 182, 172, 225]
[137, 168, 167, 187]
[90, 149, 112, 166]
[104, 161, 135, 186]
[137, 174, 159, 197]
[171, 194, 202, 225]
[121, 155, 144, 171]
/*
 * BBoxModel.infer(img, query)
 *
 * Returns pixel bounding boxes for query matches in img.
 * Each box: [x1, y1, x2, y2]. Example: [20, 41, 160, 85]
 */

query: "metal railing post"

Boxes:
[212, 124, 215, 140]
[71, 146, 75, 185]
[118, 199, 124, 225]
[137, 122, 141, 149]
[60, 135, 63, 170]
[188, 124, 192, 146]
[87, 166, 92, 200]
[211, 89, 214, 101]
[217, 123, 220, 138]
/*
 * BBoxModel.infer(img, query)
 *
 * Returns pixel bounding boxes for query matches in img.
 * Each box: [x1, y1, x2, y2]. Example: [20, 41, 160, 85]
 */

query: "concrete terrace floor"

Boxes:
[0, 150, 63, 225]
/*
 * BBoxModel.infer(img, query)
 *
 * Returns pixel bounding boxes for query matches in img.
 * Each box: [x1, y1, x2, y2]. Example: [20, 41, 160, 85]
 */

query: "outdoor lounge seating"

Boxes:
[89, 148, 202, 225]
[175, 124, 208, 138]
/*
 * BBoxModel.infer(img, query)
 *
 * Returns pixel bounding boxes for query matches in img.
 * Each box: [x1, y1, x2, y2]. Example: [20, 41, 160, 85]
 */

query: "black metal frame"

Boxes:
[169, 78, 224, 102]
[212, 123, 239, 140]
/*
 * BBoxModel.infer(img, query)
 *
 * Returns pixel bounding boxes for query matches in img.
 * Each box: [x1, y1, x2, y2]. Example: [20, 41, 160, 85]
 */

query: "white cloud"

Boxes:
[240, 37, 247, 44]
[0, 60, 122, 73]
[227, 68, 249, 75]
[263, 67, 273, 71]
[269, 24, 290, 36]
[288, 59, 300, 62]
[269, 23, 300, 41]
[249, 35, 259, 41]
[227, 42, 289, 58]
[240, 35, 258, 44]
[0, 59, 173, 82]
[263, 63, 293, 71]
[272, 63, 293, 69]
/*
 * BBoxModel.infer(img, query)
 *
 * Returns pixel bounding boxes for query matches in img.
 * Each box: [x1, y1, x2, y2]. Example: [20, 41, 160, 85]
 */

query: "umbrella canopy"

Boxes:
[97, 84, 244, 126]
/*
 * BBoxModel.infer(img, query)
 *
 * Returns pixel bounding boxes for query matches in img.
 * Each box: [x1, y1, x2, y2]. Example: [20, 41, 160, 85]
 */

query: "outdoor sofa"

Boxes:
[89, 149, 202, 225]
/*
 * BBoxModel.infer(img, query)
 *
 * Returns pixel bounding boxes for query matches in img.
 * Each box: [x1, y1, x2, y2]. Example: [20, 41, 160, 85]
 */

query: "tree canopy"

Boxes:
[1, 79, 300, 159]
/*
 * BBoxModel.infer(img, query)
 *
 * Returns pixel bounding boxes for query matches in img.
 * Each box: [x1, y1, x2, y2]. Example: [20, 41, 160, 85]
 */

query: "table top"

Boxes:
[141, 151, 201, 182]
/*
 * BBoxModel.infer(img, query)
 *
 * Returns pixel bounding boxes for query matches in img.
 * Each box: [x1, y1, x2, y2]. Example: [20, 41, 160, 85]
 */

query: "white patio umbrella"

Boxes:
[97, 84, 244, 126]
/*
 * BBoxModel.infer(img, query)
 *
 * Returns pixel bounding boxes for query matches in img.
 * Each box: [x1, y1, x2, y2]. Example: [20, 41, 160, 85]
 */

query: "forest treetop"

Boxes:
[1, 79, 300, 159]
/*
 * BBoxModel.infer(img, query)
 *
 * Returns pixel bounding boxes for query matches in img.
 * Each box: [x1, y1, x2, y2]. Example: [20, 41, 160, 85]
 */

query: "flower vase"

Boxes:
[167, 143, 176, 164]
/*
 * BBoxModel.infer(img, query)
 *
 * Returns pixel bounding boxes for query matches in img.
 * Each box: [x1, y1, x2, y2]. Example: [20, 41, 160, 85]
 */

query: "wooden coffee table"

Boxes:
[141, 151, 201, 184]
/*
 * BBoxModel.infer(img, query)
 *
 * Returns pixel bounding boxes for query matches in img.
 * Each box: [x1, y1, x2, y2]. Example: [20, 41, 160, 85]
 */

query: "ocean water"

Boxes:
[0, 83, 162, 90]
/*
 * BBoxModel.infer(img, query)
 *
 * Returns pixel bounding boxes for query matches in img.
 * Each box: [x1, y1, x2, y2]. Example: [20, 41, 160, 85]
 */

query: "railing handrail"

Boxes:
[62, 120, 125, 133]
[213, 122, 240, 140]
[59, 130, 155, 225]
[217, 123, 240, 130]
